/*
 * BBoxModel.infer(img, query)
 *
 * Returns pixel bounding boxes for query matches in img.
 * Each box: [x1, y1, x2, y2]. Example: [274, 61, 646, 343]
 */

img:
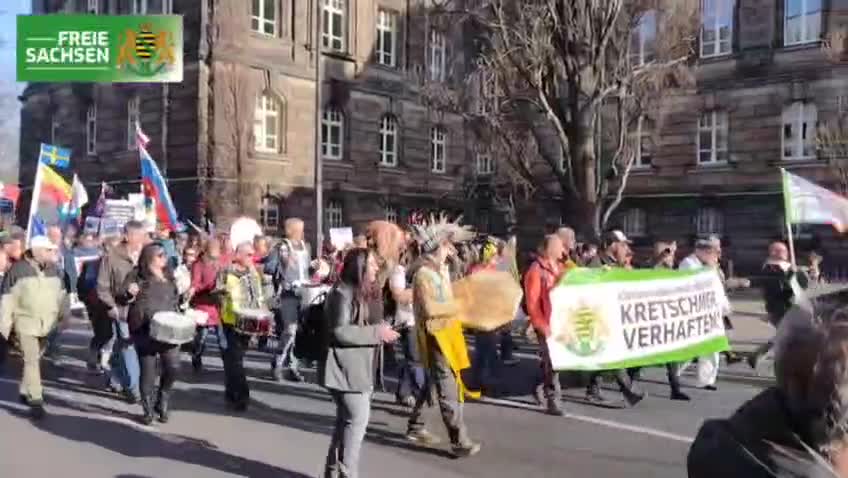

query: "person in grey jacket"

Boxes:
[319, 248, 399, 478]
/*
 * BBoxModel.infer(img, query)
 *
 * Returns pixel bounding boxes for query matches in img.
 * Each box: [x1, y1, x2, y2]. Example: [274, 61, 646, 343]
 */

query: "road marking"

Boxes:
[478, 397, 694, 444]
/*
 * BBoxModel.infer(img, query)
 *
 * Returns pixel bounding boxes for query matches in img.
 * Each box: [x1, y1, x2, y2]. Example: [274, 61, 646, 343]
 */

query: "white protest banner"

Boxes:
[329, 227, 354, 251]
[103, 199, 135, 229]
[547, 267, 729, 371]
[99, 217, 122, 238]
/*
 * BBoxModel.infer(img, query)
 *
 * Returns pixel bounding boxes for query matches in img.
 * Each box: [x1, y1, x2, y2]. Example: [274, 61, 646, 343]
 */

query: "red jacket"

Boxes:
[523, 258, 563, 333]
[190, 258, 221, 325]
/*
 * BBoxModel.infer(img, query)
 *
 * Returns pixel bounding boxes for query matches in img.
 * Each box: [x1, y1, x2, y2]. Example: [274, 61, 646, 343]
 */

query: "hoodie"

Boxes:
[688, 387, 838, 478]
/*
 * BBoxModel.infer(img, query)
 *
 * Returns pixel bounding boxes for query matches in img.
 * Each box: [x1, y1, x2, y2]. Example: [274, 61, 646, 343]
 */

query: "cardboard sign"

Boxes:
[329, 227, 353, 251]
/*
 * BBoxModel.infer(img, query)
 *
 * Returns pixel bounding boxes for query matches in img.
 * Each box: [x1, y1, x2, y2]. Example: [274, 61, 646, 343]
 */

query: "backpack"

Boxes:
[293, 297, 329, 362]
[77, 257, 102, 304]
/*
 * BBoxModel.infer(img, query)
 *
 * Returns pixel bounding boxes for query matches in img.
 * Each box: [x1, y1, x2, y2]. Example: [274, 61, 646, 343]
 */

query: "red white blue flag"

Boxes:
[138, 124, 178, 231]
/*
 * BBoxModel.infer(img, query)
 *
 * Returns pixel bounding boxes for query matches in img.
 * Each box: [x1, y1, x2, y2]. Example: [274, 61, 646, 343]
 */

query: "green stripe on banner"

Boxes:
[554, 336, 730, 371]
[559, 267, 705, 286]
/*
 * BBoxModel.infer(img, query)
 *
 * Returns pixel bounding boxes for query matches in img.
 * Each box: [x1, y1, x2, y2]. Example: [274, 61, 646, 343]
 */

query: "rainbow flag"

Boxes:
[26, 163, 72, 242]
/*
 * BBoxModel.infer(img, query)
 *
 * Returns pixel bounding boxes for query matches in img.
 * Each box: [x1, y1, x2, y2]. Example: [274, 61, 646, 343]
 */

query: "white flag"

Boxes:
[70, 174, 89, 211]
[782, 169, 848, 232]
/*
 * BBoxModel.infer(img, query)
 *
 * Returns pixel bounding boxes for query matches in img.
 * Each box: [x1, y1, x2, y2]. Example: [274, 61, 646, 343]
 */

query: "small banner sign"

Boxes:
[17, 15, 183, 83]
[547, 268, 730, 371]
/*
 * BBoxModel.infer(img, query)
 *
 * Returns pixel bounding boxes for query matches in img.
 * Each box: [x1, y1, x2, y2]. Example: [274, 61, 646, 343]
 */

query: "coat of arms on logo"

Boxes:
[116, 23, 177, 77]
[554, 299, 610, 357]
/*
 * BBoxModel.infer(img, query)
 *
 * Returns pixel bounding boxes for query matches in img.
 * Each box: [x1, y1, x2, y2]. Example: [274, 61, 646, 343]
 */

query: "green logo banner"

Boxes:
[17, 15, 183, 83]
[548, 268, 730, 371]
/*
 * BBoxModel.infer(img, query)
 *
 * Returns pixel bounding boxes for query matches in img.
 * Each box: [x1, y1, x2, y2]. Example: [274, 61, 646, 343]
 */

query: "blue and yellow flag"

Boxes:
[39, 143, 70, 169]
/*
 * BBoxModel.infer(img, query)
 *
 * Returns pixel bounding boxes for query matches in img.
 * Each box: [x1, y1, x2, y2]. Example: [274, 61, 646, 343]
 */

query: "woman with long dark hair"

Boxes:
[122, 243, 181, 425]
[320, 248, 399, 478]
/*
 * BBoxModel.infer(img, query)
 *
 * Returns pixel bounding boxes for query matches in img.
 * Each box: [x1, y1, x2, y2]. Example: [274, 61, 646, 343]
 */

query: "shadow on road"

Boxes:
[0, 393, 313, 478]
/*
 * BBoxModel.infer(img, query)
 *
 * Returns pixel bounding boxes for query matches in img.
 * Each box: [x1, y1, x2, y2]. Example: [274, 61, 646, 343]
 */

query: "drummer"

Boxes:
[268, 218, 313, 383]
[219, 241, 266, 411]
[121, 243, 182, 425]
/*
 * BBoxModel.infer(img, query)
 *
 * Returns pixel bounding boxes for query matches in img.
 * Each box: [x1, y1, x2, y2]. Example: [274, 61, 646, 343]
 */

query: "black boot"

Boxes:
[155, 390, 170, 423]
[585, 384, 612, 406]
[140, 395, 155, 425]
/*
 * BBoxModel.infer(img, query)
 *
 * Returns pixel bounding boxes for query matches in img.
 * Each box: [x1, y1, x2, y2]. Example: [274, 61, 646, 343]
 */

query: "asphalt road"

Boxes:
[0, 311, 776, 478]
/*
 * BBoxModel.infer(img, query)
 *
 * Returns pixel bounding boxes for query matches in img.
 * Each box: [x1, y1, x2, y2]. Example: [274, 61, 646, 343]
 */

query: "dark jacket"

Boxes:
[318, 283, 382, 393]
[122, 270, 180, 334]
[96, 243, 138, 317]
[688, 387, 836, 478]
[762, 262, 808, 325]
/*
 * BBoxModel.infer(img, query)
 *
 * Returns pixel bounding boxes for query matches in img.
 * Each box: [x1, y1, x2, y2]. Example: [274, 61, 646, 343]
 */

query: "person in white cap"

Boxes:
[0, 235, 69, 419]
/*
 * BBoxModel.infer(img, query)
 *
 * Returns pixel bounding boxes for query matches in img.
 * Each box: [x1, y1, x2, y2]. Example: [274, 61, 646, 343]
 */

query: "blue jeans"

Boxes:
[108, 321, 140, 398]
[273, 294, 300, 372]
[396, 326, 425, 401]
[474, 331, 499, 386]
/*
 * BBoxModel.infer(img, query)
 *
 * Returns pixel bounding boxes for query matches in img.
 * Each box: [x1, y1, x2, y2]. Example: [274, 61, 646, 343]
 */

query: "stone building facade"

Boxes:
[19, 0, 470, 241]
[604, 0, 848, 277]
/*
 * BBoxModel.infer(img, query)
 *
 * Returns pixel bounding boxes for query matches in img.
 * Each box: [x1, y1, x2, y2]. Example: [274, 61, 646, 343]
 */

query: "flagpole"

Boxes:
[25, 163, 45, 247]
[780, 168, 797, 268]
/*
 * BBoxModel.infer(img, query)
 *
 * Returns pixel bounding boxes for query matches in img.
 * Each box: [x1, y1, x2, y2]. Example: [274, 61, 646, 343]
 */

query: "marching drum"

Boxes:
[185, 308, 210, 327]
[234, 308, 273, 336]
[298, 283, 331, 309]
[150, 312, 197, 345]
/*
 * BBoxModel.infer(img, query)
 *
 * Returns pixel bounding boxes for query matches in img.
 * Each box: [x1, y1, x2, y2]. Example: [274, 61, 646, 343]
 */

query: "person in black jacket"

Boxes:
[748, 241, 808, 370]
[688, 300, 848, 478]
[122, 242, 181, 425]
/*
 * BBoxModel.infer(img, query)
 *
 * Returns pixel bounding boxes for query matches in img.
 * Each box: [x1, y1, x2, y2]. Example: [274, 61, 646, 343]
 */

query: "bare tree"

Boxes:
[426, 0, 698, 238]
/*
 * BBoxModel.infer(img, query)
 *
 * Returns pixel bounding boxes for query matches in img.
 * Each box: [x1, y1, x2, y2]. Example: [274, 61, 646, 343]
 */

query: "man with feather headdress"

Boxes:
[404, 214, 481, 458]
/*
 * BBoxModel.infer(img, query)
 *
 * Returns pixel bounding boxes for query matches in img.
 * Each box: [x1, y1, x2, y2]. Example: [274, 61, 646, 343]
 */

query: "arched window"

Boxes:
[379, 115, 398, 167]
[254, 93, 284, 153]
[622, 208, 647, 237]
[695, 207, 723, 236]
[326, 200, 344, 228]
[322, 107, 344, 160]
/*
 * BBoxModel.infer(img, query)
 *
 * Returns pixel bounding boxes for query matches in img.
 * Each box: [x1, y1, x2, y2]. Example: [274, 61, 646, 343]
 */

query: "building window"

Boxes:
[379, 115, 398, 167]
[251, 0, 277, 36]
[630, 9, 656, 66]
[322, 0, 345, 51]
[695, 207, 723, 236]
[622, 208, 647, 237]
[782, 101, 817, 161]
[260, 197, 279, 230]
[430, 126, 447, 173]
[784, 0, 821, 46]
[254, 93, 282, 153]
[131, 0, 147, 14]
[476, 153, 494, 175]
[50, 115, 59, 145]
[701, 0, 733, 57]
[429, 29, 446, 82]
[86, 105, 97, 155]
[321, 107, 344, 160]
[697, 111, 729, 164]
[376, 9, 397, 67]
[475, 72, 495, 115]
[87, 0, 99, 14]
[326, 200, 344, 228]
[385, 205, 398, 223]
[127, 96, 140, 151]
[632, 116, 652, 168]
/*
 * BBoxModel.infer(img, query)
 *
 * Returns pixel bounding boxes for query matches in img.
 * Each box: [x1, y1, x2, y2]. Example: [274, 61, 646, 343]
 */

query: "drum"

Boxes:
[234, 308, 273, 336]
[299, 283, 331, 309]
[150, 312, 196, 345]
[185, 308, 209, 326]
